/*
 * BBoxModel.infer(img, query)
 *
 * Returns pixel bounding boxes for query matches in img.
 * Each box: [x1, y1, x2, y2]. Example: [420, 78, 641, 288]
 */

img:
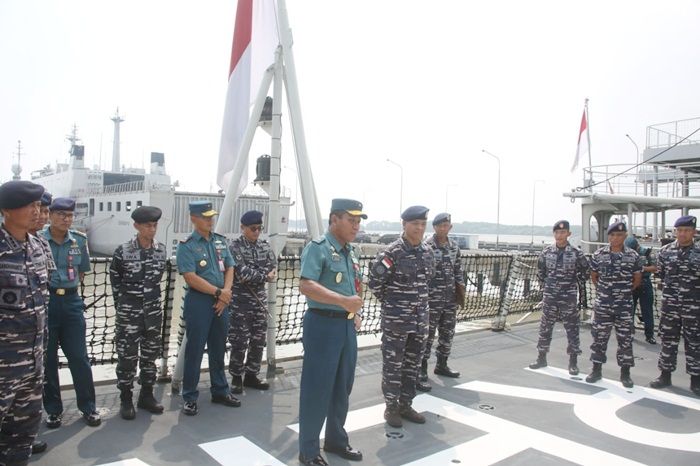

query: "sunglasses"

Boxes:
[248, 225, 264, 232]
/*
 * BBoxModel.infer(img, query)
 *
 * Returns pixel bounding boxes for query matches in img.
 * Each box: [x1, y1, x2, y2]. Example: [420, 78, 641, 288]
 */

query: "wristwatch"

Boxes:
[214, 288, 222, 299]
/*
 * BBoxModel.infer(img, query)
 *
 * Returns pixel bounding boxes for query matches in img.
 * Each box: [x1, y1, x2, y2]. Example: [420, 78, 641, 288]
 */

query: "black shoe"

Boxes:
[646, 336, 657, 344]
[298, 454, 329, 466]
[323, 444, 363, 461]
[243, 373, 270, 391]
[691, 375, 700, 396]
[620, 366, 634, 388]
[399, 405, 426, 424]
[120, 396, 136, 420]
[586, 363, 602, 384]
[419, 359, 428, 382]
[230, 375, 243, 394]
[45, 414, 62, 429]
[416, 379, 432, 392]
[137, 386, 164, 414]
[568, 354, 579, 376]
[434, 355, 460, 378]
[31, 440, 48, 454]
[529, 352, 548, 370]
[384, 406, 402, 428]
[182, 401, 198, 416]
[81, 410, 102, 427]
[212, 393, 241, 407]
[649, 370, 672, 389]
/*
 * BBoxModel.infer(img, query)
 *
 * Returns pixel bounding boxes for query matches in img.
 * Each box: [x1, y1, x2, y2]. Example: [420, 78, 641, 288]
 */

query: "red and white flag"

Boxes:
[217, 0, 279, 193]
[571, 105, 589, 172]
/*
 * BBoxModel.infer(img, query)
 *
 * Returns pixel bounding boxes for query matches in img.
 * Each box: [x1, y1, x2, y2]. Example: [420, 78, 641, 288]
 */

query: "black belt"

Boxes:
[49, 287, 78, 296]
[308, 308, 355, 320]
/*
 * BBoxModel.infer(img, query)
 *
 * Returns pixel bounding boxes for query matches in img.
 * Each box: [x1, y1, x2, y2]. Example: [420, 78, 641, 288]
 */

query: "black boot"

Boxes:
[586, 363, 602, 383]
[620, 366, 634, 388]
[137, 385, 164, 414]
[231, 375, 243, 394]
[649, 370, 672, 389]
[691, 375, 700, 396]
[434, 355, 460, 378]
[529, 351, 547, 370]
[419, 359, 428, 382]
[384, 404, 402, 428]
[243, 373, 270, 390]
[120, 388, 135, 420]
[416, 378, 432, 392]
[568, 354, 579, 376]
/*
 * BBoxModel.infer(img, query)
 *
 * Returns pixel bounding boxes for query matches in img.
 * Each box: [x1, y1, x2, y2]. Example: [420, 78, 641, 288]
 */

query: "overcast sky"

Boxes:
[2, 0, 700, 227]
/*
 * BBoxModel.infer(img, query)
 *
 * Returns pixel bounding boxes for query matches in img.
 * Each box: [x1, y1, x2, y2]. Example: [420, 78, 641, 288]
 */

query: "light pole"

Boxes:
[626, 134, 642, 235]
[445, 183, 457, 211]
[481, 149, 501, 249]
[531, 179, 545, 244]
[386, 158, 404, 216]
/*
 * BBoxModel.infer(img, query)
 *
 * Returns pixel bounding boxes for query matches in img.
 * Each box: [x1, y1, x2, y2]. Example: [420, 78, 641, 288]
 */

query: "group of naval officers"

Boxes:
[2, 181, 699, 466]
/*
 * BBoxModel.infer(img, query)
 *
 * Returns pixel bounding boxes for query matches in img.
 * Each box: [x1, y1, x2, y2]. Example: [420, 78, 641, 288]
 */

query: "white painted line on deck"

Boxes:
[97, 460, 152, 466]
[199, 435, 286, 466]
[286, 402, 386, 439]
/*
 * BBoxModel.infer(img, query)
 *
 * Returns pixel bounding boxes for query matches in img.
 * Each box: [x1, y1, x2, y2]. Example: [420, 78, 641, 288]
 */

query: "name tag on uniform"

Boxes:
[218, 259, 225, 272]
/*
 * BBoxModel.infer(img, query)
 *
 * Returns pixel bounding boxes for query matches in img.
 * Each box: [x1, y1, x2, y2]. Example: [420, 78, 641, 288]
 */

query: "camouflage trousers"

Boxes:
[115, 301, 163, 390]
[657, 305, 700, 376]
[0, 355, 42, 464]
[228, 303, 267, 377]
[590, 305, 635, 367]
[423, 303, 457, 360]
[381, 328, 427, 407]
[536, 298, 581, 355]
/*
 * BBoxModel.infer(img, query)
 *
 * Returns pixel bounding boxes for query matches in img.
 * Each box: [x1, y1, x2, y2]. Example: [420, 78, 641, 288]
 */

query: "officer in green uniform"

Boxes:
[176, 201, 238, 416]
[39, 197, 101, 428]
[298, 199, 365, 466]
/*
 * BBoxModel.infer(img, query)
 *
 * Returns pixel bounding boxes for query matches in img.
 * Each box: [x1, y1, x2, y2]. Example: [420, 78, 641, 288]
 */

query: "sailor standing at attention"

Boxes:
[110, 206, 168, 420]
[176, 201, 238, 416]
[298, 199, 365, 466]
[40, 197, 101, 428]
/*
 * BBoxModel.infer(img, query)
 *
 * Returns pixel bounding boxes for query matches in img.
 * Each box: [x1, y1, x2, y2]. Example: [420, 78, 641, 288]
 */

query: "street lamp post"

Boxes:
[531, 179, 545, 244]
[386, 158, 404, 216]
[481, 149, 501, 249]
[626, 134, 642, 235]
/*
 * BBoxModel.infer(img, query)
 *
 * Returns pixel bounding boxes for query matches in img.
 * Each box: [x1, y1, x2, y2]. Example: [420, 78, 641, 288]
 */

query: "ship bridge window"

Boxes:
[126, 201, 132, 211]
[99, 202, 104, 212]
[137, 200, 143, 208]
[116, 201, 121, 212]
[108, 202, 112, 211]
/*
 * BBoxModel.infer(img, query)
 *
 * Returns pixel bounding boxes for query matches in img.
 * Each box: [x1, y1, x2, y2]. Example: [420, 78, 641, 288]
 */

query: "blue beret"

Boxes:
[330, 198, 367, 219]
[131, 206, 162, 223]
[241, 210, 264, 226]
[49, 197, 75, 212]
[0, 181, 44, 210]
[674, 215, 696, 228]
[40, 191, 53, 207]
[553, 220, 570, 231]
[607, 221, 627, 235]
[624, 236, 639, 250]
[189, 200, 217, 217]
[432, 212, 451, 226]
[402, 205, 429, 221]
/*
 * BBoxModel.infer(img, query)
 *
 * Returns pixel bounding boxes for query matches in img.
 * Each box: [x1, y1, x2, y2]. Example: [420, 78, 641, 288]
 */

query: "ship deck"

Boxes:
[32, 322, 700, 466]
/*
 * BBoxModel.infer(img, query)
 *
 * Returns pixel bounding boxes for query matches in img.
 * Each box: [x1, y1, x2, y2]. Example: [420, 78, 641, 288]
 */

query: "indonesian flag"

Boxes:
[217, 0, 279, 193]
[571, 106, 589, 173]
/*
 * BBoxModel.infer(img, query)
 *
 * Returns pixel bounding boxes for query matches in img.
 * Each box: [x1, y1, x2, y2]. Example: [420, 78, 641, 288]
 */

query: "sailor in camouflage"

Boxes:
[0, 181, 52, 465]
[529, 220, 590, 376]
[649, 215, 700, 396]
[586, 222, 643, 388]
[227, 210, 277, 394]
[418, 213, 465, 392]
[368, 205, 435, 428]
[110, 206, 168, 420]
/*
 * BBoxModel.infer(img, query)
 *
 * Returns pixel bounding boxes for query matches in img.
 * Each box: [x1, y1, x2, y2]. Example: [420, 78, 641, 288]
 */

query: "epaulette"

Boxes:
[180, 234, 193, 244]
[212, 232, 227, 240]
[312, 237, 327, 245]
[70, 229, 87, 238]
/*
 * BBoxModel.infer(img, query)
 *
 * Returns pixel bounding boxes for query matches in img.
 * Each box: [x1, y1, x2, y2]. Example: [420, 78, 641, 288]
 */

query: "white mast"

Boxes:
[111, 108, 124, 172]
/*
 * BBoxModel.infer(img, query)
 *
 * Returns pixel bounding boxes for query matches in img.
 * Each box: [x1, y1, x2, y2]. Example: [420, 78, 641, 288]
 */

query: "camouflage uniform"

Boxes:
[109, 237, 167, 390]
[424, 234, 465, 360]
[0, 226, 53, 464]
[655, 241, 700, 376]
[368, 237, 434, 408]
[536, 243, 590, 355]
[227, 235, 276, 378]
[589, 245, 643, 366]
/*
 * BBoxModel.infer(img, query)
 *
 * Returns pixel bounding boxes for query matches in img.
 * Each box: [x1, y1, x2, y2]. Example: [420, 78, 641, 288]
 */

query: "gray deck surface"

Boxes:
[31, 322, 700, 465]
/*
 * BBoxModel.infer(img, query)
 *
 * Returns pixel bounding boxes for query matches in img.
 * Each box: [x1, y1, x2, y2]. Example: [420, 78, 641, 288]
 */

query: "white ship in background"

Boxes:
[32, 110, 291, 257]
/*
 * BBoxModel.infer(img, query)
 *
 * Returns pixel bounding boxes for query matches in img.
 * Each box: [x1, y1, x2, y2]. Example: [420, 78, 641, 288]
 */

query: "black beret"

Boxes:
[402, 205, 429, 221]
[40, 191, 53, 207]
[0, 181, 44, 210]
[553, 220, 570, 231]
[432, 212, 451, 226]
[674, 215, 696, 228]
[330, 198, 367, 219]
[241, 210, 264, 226]
[607, 221, 627, 235]
[50, 197, 75, 212]
[131, 206, 162, 223]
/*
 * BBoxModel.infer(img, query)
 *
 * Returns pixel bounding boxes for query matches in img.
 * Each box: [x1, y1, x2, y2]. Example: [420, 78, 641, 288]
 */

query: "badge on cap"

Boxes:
[559, 223, 564, 229]
[199, 259, 207, 267]
[335, 272, 343, 283]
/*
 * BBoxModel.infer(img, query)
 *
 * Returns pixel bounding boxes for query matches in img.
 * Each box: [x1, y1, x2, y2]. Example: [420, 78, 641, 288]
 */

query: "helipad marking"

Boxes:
[199, 436, 285, 466]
